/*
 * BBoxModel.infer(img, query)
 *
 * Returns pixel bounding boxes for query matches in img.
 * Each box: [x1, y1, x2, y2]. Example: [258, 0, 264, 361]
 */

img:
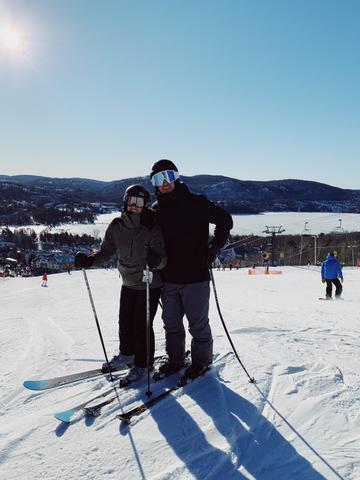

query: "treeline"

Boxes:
[1, 228, 100, 251]
[1, 227, 37, 250]
[32, 206, 95, 226]
[219, 201, 260, 214]
[39, 231, 101, 248]
[0, 201, 97, 226]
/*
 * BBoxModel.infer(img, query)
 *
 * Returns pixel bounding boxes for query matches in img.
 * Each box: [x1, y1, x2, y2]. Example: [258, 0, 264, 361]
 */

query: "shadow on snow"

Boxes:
[141, 374, 330, 479]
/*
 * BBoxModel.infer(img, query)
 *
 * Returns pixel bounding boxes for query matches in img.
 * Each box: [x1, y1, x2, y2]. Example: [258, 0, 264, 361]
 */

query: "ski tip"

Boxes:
[23, 380, 44, 391]
[54, 410, 76, 423]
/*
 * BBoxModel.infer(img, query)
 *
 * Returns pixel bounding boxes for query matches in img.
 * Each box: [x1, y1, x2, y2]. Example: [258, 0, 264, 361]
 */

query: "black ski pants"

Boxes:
[119, 285, 161, 368]
[325, 278, 343, 298]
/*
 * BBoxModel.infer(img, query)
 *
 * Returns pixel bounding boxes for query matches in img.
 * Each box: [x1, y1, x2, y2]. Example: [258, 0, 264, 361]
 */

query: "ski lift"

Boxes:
[333, 219, 345, 234]
[301, 221, 311, 236]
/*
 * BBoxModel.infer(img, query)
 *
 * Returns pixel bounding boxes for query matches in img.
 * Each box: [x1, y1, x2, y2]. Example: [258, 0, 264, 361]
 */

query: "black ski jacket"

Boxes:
[153, 182, 233, 283]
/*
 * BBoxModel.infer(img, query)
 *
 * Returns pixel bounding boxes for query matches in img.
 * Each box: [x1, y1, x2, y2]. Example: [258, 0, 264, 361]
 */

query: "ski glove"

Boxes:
[146, 248, 161, 269]
[207, 242, 220, 268]
[74, 252, 94, 269]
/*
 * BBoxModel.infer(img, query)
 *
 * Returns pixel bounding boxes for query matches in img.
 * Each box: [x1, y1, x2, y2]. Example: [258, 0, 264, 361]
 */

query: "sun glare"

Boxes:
[0, 24, 25, 54]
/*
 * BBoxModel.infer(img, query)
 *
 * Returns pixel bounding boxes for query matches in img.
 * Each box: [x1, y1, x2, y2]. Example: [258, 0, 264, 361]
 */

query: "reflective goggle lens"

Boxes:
[151, 170, 179, 186]
[127, 196, 145, 207]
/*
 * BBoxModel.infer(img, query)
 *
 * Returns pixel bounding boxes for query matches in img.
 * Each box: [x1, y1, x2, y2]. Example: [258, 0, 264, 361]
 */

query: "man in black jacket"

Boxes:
[150, 159, 233, 380]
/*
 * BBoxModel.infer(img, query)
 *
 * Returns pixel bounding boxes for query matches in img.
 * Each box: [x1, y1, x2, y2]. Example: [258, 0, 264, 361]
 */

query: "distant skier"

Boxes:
[262, 253, 270, 273]
[321, 252, 343, 299]
[74, 185, 167, 385]
[41, 272, 48, 287]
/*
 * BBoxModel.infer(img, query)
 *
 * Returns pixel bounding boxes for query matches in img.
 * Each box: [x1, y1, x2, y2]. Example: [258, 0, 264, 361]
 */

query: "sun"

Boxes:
[0, 24, 25, 54]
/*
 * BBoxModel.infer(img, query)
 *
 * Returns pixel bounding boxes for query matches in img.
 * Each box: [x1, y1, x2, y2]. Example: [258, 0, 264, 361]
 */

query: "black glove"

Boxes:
[207, 242, 220, 268]
[74, 252, 94, 269]
[147, 248, 161, 269]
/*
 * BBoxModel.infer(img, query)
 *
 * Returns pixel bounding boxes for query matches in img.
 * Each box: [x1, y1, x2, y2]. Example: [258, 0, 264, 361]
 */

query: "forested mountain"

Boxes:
[1, 174, 360, 223]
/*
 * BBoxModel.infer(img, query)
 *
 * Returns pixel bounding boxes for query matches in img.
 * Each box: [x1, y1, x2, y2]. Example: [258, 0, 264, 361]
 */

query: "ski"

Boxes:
[117, 367, 210, 425]
[23, 365, 128, 391]
[24, 354, 165, 391]
[54, 385, 116, 423]
[318, 297, 343, 301]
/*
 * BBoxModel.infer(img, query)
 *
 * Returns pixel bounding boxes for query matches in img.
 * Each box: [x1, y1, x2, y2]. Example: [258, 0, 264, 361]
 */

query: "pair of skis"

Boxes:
[54, 361, 209, 424]
[52, 351, 191, 423]
[55, 352, 228, 425]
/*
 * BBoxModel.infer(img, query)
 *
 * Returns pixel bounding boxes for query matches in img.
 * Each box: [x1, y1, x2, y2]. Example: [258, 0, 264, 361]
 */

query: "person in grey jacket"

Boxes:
[75, 185, 167, 384]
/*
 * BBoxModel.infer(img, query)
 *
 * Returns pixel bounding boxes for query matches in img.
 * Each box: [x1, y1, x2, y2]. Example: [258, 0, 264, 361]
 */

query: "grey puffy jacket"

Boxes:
[91, 208, 167, 289]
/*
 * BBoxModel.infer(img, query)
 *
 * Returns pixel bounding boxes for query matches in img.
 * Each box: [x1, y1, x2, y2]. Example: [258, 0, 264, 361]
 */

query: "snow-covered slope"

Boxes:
[1, 267, 359, 479]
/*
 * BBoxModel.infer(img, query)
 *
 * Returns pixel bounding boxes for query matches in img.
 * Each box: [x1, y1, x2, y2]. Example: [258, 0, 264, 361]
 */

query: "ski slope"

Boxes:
[1, 267, 359, 479]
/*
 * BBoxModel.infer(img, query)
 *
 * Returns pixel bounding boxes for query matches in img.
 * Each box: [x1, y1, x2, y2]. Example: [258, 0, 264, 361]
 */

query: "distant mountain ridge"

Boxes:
[1, 174, 360, 213]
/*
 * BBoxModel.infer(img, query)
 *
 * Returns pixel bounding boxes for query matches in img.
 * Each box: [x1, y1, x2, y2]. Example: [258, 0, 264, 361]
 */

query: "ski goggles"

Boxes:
[127, 196, 145, 207]
[151, 170, 179, 187]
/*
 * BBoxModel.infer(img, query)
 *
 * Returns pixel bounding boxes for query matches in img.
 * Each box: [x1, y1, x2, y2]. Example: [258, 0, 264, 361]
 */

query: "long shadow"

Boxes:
[149, 375, 331, 479]
[188, 378, 330, 479]
[148, 383, 247, 479]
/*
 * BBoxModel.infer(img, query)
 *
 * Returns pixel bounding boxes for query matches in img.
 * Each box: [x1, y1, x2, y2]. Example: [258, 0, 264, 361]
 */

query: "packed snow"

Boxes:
[1, 266, 359, 479]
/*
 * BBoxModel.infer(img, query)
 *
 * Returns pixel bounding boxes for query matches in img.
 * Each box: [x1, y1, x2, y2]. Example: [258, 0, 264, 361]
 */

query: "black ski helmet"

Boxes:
[150, 159, 178, 180]
[123, 184, 150, 210]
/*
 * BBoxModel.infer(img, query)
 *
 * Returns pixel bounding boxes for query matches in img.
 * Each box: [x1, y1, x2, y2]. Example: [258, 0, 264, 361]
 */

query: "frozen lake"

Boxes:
[4, 211, 360, 238]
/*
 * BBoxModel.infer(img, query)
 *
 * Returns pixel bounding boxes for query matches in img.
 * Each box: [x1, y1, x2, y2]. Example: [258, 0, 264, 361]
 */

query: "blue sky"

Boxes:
[0, 0, 359, 188]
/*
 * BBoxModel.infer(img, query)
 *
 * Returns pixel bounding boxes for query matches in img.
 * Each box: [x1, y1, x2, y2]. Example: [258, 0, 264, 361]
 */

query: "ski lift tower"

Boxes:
[262, 226, 285, 266]
[300, 222, 318, 265]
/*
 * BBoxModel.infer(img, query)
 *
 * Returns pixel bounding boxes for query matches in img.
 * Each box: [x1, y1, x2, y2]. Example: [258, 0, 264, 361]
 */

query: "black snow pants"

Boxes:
[325, 278, 343, 298]
[119, 285, 161, 368]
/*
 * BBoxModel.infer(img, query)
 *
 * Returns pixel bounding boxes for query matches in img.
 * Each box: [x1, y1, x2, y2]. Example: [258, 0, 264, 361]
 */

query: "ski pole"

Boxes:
[82, 269, 121, 405]
[143, 265, 152, 398]
[209, 268, 255, 383]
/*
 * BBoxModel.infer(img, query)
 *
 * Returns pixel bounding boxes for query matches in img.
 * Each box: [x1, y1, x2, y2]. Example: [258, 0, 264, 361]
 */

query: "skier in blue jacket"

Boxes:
[321, 252, 343, 299]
